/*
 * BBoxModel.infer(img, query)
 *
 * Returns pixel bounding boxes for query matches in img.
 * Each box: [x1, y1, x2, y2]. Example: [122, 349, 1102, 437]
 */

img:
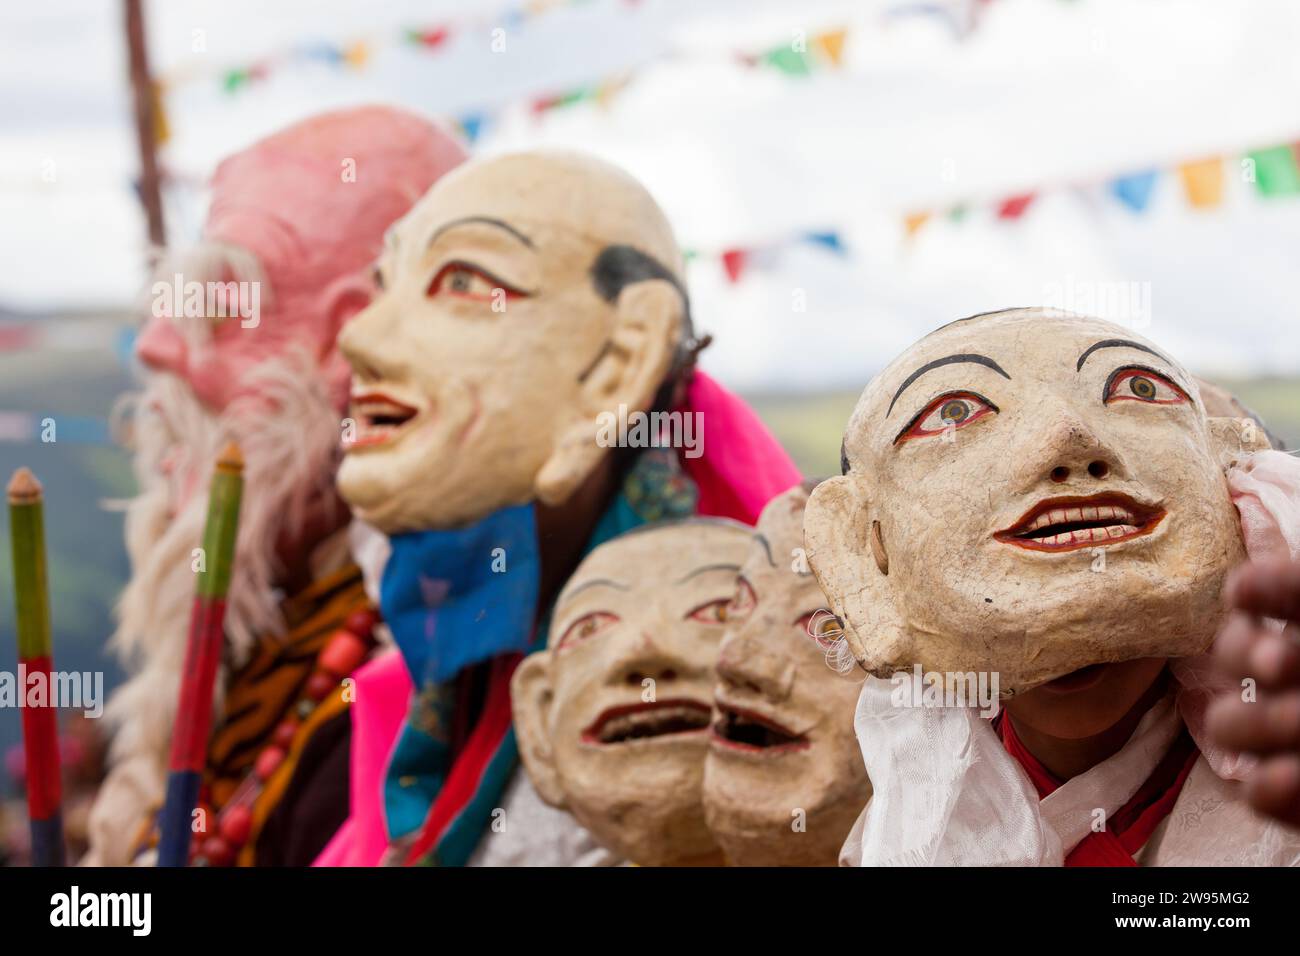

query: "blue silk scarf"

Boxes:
[380, 503, 540, 841]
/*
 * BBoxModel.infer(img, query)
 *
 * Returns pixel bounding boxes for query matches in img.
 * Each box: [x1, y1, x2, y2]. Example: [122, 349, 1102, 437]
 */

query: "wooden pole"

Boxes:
[8, 468, 65, 866]
[124, 0, 166, 248]
[156, 443, 244, 867]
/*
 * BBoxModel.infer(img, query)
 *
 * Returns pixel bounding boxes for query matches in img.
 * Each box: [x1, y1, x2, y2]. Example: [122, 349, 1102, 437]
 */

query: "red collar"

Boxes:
[995, 711, 1200, 866]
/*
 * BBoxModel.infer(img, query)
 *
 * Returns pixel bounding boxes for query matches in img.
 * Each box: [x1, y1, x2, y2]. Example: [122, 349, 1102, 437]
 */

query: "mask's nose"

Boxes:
[1017, 410, 1126, 490]
[716, 621, 796, 702]
[338, 300, 406, 383]
[609, 632, 698, 690]
[135, 317, 188, 377]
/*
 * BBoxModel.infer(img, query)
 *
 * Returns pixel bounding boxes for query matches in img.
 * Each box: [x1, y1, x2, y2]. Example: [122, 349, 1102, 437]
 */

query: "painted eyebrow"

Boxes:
[427, 216, 536, 250]
[675, 563, 741, 584]
[753, 534, 776, 567]
[562, 578, 629, 600]
[1075, 338, 1169, 372]
[887, 354, 1010, 415]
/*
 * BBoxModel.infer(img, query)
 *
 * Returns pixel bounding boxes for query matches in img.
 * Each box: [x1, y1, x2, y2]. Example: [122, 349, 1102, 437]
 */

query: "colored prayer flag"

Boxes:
[721, 249, 748, 283]
[1110, 170, 1158, 212]
[1178, 158, 1224, 209]
[904, 212, 930, 237]
[343, 41, 370, 69]
[804, 231, 846, 254]
[997, 193, 1035, 219]
[813, 28, 848, 67]
[1248, 144, 1300, 196]
[764, 47, 811, 76]
[458, 114, 487, 144]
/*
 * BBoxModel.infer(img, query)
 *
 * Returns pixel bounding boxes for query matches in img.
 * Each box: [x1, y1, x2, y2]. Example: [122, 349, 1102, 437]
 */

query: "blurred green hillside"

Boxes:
[0, 347, 133, 788]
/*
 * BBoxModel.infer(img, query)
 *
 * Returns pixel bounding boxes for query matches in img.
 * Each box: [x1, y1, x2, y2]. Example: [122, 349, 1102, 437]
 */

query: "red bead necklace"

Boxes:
[190, 607, 379, 866]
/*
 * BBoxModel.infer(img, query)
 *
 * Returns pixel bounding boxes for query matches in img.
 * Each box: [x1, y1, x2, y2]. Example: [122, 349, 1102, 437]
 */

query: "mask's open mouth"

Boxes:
[995, 493, 1165, 553]
[349, 391, 420, 448]
[710, 702, 810, 755]
[582, 698, 712, 745]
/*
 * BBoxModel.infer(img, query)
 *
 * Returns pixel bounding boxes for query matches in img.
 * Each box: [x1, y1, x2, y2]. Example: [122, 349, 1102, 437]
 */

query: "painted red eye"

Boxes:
[896, 391, 997, 444]
[688, 594, 737, 624]
[557, 611, 619, 651]
[426, 263, 523, 303]
[796, 609, 844, 649]
[1105, 367, 1188, 405]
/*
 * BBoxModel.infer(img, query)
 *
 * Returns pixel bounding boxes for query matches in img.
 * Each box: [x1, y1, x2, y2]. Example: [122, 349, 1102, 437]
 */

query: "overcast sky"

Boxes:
[2, 0, 1298, 390]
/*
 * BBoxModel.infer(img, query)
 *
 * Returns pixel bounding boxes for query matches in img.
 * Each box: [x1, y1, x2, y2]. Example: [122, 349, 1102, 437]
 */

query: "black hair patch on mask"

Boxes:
[588, 244, 698, 400]
[590, 244, 684, 305]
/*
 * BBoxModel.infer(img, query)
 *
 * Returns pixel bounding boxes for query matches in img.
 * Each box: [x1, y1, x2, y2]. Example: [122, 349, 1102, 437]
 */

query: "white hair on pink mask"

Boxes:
[88, 347, 341, 864]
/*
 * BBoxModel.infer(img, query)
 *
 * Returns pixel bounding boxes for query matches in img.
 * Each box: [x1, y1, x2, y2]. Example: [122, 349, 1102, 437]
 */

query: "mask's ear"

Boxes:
[804, 475, 906, 675]
[1208, 415, 1272, 470]
[510, 650, 567, 808]
[535, 279, 682, 506]
[319, 273, 376, 410]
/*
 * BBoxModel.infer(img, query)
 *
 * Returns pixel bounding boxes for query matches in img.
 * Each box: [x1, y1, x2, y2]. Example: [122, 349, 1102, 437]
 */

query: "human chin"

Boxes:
[1011, 657, 1170, 738]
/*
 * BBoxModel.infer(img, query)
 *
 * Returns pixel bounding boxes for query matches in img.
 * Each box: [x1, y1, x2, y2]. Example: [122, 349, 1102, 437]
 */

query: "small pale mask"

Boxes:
[511, 519, 753, 866]
[336, 151, 688, 533]
[703, 483, 871, 866]
[806, 309, 1268, 696]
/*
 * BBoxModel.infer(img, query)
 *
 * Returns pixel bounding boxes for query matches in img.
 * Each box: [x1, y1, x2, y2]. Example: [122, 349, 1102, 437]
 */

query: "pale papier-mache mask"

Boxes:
[805, 308, 1269, 696]
[511, 519, 753, 866]
[703, 483, 872, 866]
[336, 150, 689, 533]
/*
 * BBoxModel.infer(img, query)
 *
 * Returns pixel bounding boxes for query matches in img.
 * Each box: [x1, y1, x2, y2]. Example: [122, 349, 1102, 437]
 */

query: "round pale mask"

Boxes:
[703, 483, 871, 866]
[336, 151, 690, 533]
[511, 519, 753, 866]
[805, 308, 1268, 696]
